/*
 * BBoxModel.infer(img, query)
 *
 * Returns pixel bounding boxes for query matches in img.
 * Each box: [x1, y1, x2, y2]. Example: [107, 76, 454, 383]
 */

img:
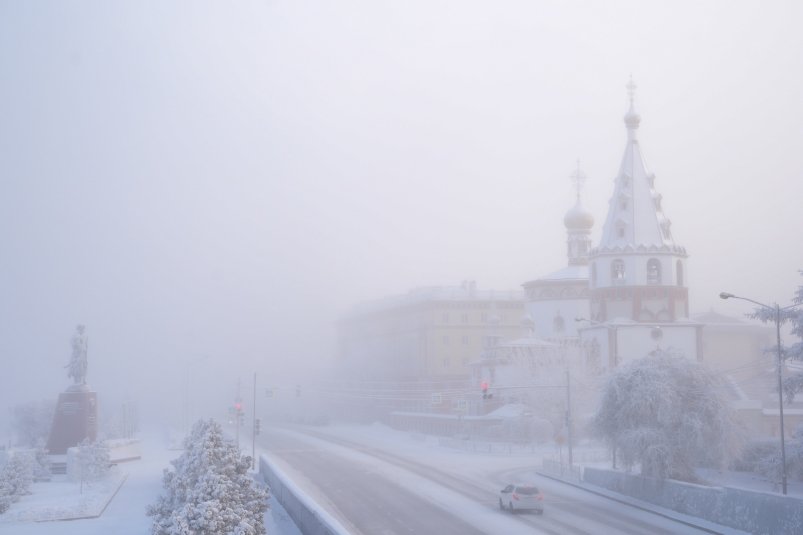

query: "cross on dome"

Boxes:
[626, 75, 636, 106]
[624, 75, 641, 132]
[570, 159, 587, 201]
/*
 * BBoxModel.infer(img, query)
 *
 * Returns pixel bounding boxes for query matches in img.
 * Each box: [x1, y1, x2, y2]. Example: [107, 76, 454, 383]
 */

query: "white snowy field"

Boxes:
[0, 430, 301, 535]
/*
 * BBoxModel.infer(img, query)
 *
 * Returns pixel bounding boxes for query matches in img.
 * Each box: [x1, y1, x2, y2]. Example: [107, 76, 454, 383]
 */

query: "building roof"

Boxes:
[344, 282, 524, 317]
[527, 264, 589, 284]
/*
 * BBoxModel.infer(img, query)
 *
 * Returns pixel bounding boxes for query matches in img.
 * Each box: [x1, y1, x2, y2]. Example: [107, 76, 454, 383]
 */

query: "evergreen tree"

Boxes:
[0, 452, 35, 513]
[751, 273, 803, 402]
[148, 419, 268, 535]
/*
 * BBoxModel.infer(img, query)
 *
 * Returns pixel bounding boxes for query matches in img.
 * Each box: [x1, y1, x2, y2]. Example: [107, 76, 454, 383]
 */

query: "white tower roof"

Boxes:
[593, 79, 686, 257]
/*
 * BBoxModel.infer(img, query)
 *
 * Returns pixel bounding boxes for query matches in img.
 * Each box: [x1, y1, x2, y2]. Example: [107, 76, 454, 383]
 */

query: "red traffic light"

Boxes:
[234, 402, 242, 411]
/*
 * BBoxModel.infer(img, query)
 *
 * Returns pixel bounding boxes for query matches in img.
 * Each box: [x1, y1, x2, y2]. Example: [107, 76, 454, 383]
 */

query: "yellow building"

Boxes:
[337, 281, 526, 382]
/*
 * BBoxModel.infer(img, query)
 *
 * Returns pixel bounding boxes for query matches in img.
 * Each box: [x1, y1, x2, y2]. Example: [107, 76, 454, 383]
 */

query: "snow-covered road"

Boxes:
[260, 423, 744, 535]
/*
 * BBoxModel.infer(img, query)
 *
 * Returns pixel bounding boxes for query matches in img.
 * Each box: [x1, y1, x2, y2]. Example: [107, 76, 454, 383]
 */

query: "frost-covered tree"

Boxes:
[148, 419, 268, 535]
[0, 452, 35, 513]
[755, 424, 803, 485]
[33, 440, 51, 481]
[11, 399, 55, 447]
[592, 350, 742, 481]
[751, 272, 803, 402]
[76, 439, 110, 484]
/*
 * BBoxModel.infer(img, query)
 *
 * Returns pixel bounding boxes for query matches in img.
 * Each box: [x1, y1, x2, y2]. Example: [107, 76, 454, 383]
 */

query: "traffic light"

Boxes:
[481, 380, 492, 400]
[254, 418, 261, 435]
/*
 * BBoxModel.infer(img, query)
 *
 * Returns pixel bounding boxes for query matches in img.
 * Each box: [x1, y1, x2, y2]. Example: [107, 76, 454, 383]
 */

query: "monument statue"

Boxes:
[66, 324, 88, 386]
[48, 324, 97, 454]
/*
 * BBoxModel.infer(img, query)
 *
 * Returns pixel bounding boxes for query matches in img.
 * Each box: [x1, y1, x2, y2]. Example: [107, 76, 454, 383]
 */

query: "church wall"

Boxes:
[527, 297, 588, 339]
[615, 325, 699, 362]
[591, 254, 686, 290]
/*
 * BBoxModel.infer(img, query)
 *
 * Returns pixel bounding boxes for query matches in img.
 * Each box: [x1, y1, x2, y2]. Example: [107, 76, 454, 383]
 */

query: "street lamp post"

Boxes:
[576, 317, 618, 468]
[719, 292, 801, 495]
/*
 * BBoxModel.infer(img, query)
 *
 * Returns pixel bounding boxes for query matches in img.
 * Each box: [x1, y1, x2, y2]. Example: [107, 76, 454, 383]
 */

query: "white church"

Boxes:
[524, 79, 703, 370]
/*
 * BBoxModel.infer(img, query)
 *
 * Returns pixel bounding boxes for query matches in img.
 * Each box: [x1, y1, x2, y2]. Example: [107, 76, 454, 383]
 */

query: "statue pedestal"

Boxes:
[46, 388, 97, 454]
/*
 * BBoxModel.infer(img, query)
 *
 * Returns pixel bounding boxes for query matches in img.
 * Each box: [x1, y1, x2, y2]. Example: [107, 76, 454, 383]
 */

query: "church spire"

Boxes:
[593, 78, 685, 256]
[589, 78, 689, 325]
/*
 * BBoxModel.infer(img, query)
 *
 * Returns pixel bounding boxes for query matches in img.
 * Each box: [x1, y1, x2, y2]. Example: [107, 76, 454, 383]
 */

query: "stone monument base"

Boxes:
[47, 389, 97, 454]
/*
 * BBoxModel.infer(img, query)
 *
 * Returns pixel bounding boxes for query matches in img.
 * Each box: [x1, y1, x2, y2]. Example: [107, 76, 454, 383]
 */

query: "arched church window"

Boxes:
[676, 260, 684, 286]
[591, 262, 597, 287]
[611, 260, 626, 285]
[647, 259, 661, 285]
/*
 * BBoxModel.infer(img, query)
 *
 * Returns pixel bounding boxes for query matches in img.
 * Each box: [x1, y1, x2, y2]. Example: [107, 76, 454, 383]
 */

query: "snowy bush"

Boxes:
[730, 439, 778, 473]
[148, 419, 268, 535]
[748, 425, 803, 486]
[75, 439, 111, 483]
[592, 350, 743, 482]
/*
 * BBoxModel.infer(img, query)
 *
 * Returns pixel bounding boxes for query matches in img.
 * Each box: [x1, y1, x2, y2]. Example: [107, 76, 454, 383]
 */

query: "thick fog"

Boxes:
[2, 0, 803, 430]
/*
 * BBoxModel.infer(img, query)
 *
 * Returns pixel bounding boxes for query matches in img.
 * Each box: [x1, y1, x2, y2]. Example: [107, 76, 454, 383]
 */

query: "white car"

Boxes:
[499, 484, 544, 514]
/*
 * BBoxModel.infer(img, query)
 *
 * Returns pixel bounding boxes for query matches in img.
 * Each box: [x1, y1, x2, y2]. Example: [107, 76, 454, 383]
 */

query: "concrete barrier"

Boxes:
[259, 455, 351, 535]
[583, 467, 803, 535]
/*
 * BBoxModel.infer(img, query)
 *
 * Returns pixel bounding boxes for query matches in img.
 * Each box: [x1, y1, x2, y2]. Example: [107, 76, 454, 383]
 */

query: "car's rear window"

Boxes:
[515, 486, 539, 495]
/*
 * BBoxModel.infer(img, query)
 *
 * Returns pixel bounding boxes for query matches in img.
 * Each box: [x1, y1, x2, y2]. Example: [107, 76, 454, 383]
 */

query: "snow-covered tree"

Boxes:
[76, 439, 110, 484]
[33, 440, 51, 481]
[592, 350, 742, 481]
[0, 452, 35, 513]
[751, 272, 803, 402]
[148, 419, 268, 535]
[755, 424, 803, 485]
[11, 399, 55, 447]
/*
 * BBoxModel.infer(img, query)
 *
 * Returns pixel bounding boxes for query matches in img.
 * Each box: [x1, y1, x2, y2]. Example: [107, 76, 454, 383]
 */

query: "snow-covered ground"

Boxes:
[0, 429, 301, 535]
[2, 421, 797, 535]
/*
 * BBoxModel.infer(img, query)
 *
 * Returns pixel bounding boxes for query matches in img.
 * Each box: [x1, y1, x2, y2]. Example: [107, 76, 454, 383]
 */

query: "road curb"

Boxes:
[536, 471, 749, 535]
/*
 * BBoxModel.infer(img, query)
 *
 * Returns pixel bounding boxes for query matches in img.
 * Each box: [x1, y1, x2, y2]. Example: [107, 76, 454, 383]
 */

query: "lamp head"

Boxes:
[719, 292, 734, 300]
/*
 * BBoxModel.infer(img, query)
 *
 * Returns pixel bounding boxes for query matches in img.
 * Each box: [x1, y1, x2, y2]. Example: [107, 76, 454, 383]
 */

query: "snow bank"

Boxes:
[258, 455, 351, 535]
[584, 467, 803, 535]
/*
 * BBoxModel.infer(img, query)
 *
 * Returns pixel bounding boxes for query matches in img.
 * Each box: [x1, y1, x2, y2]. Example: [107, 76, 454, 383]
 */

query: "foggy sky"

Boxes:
[2, 0, 802, 429]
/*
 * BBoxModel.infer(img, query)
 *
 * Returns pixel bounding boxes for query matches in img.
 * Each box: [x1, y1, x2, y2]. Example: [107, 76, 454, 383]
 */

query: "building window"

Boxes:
[619, 197, 628, 210]
[442, 335, 449, 345]
[647, 258, 661, 285]
[481, 312, 487, 322]
[442, 312, 449, 323]
[612, 259, 626, 284]
[591, 262, 597, 287]
[677, 260, 684, 286]
[461, 313, 469, 323]
[462, 336, 469, 345]
[442, 358, 449, 368]
[553, 314, 565, 334]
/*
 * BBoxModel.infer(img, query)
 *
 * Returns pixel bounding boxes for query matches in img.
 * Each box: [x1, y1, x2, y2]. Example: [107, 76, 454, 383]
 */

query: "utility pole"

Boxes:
[235, 378, 241, 449]
[251, 372, 257, 470]
[566, 369, 573, 467]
